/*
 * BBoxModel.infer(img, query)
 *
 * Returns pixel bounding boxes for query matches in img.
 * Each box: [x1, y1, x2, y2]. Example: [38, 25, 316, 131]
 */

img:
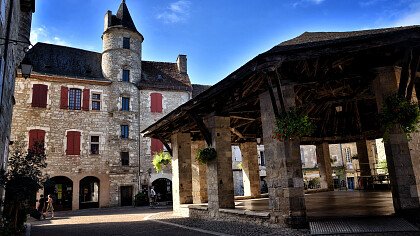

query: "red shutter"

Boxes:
[151, 138, 163, 155]
[67, 131, 81, 155]
[60, 86, 68, 109]
[29, 129, 45, 151]
[150, 93, 162, 113]
[82, 89, 90, 111]
[32, 84, 48, 108]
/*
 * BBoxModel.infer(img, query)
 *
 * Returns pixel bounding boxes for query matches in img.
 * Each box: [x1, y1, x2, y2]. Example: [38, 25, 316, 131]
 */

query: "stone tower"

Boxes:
[102, 0, 143, 83]
[101, 0, 142, 206]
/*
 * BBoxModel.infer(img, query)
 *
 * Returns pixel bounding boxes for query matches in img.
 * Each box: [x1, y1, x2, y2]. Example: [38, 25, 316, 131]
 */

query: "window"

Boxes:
[66, 131, 81, 155]
[121, 97, 130, 111]
[29, 129, 45, 151]
[345, 147, 351, 163]
[121, 152, 129, 166]
[121, 125, 129, 139]
[123, 37, 130, 49]
[260, 151, 265, 166]
[92, 93, 101, 110]
[31, 84, 48, 108]
[151, 138, 163, 155]
[150, 93, 162, 113]
[90, 136, 99, 155]
[122, 70, 130, 82]
[68, 88, 82, 110]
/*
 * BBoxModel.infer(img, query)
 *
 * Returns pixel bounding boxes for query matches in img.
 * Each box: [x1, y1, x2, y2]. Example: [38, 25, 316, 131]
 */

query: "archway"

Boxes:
[79, 176, 100, 209]
[44, 176, 73, 211]
[152, 178, 172, 202]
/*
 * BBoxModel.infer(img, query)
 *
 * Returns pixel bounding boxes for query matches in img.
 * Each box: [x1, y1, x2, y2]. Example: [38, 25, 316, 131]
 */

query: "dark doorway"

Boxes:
[79, 176, 100, 209]
[44, 176, 73, 211]
[120, 186, 133, 206]
[152, 178, 172, 202]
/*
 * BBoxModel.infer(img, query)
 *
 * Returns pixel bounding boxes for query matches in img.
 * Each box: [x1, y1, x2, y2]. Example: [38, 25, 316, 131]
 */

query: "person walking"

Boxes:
[45, 194, 54, 219]
[150, 186, 156, 208]
[37, 194, 46, 219]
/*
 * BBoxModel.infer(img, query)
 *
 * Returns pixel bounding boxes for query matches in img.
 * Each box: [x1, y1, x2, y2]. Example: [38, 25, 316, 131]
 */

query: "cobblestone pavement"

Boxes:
[29, 207, 308, 236]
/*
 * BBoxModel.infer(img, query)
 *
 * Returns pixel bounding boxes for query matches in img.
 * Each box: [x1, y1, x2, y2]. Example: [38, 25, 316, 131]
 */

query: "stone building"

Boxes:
[0, 0, 35, 214]
[11, 1, 193, 210]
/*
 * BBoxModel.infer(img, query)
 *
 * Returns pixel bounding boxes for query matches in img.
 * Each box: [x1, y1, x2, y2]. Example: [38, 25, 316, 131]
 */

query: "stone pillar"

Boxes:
[373, 67, 420, 214]
[171, 133, 193, 212]
[259, 87, 307, 228]
[191, 140, 208, 203]
[205, 116, 235, 216]
[72, 178, 80, 210]
[240, 142, 261, 197]
[316, 142, 334, 191]
[356, 139, 372, 189]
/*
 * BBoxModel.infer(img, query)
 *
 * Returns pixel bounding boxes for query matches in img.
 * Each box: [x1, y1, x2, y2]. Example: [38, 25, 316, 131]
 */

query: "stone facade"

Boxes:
[10, 1, 192, 210]
[0, 0, 35, 215]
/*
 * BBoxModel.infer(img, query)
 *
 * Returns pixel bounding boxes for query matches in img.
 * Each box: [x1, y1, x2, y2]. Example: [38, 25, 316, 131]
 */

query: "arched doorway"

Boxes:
[79, 176, 100, 209]
[152, 178, 172, 202]
[44, 176, 73, 211]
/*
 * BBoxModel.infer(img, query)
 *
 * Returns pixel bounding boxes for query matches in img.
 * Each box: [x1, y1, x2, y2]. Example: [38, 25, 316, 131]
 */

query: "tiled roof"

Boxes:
[276, 25, 420, 49]
[192, 84, 211, 98]
[139, 61, 192, 91]
[25, 43, 108, 82]
[110, 0, 138, 34]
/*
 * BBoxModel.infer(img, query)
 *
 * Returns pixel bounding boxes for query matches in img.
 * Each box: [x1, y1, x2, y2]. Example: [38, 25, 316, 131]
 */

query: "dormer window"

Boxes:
[123, 37, 130, 49]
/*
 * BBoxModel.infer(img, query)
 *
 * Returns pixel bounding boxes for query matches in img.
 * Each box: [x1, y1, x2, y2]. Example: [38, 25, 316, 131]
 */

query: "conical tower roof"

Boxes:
[109, 0, 138, 33]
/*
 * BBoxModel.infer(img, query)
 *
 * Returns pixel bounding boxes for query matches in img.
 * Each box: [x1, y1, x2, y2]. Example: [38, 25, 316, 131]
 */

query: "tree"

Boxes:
[1, 139, 47, 233]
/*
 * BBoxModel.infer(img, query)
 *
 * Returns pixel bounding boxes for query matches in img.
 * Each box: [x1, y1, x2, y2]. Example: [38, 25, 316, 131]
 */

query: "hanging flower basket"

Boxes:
[379, 94, 420, 141]
[152, 151, 172, 173]
[196, 147, 217, 164]
[273, 108, 315, 141]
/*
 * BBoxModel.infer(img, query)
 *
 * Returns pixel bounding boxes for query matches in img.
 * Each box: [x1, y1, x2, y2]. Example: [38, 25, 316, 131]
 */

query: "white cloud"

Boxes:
[157, 0, 191, 24]
[30, 26, 70, 46]
[392, 6, 420, 26]
[292, 0, 325, 8]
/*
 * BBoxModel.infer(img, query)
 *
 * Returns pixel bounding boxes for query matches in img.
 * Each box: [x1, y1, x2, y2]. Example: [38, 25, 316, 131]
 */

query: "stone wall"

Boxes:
[139, 89, 190, 185]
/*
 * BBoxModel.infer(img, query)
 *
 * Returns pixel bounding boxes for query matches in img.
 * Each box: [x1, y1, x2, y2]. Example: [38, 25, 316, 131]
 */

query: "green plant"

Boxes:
[196, 147, 217, 164]
[379, 94, 420, 141]
[152, 151, 171, 173]
[134, 192, 149, 206]
[273, 108, 315, 141]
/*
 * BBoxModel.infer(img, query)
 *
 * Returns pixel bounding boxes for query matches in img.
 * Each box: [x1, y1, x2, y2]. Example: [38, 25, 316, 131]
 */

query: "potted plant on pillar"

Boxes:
[196, 147, 217, 164]
[152, 151, 172, 173]
[273, 107, 315, 141]
[379, 94, 420, 141]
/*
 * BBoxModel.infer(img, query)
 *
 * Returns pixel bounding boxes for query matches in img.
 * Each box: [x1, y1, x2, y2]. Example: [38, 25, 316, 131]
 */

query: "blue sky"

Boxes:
[30, 0, 420, 85]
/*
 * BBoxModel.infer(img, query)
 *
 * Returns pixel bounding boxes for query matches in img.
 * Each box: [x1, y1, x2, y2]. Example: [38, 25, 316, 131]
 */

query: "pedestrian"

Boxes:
[150, 186, 156, 208]
[45, 194, 54, 219]
[37, 194, 46, 219]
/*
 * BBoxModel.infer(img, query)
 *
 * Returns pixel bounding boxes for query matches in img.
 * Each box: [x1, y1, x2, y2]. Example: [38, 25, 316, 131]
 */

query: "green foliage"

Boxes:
[134, 191, 148, 206]
[379, 94, 420, 141]
[196, 147, 217, 164]
[308, 177, 320, 189]
[2, 138, 47, 233]
[152, 151, 171, 173]
[273, 108, 315, 141]
[378, 159, 388, 174]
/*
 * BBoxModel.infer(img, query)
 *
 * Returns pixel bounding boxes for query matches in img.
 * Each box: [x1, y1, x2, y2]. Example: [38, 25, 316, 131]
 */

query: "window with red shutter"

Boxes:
[82, 88, 90, 111]
[32, 84, 48, 108]
[28, 129, 45, 151]
[151, 138, 163, 155]
[60, 86, 69, 109]
[150, 93, 162, 113]
[66, 131, 81, 155]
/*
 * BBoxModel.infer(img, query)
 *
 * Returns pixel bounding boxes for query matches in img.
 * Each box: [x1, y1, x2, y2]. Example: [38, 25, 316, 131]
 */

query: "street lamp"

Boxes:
[20, 57, 32, 79]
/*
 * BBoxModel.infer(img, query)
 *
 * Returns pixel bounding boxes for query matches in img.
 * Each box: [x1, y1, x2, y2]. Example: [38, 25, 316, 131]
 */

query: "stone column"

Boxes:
[356, 139, 372, 189]
[240, 142, 261, 197]
[171, 133, 193, 213]
[259, 87, 307, 228]
[205, 116, 235, 216]
[373, 66, 420, 214]
[316, 142, 334, 191]
[72, 177, 80, 210]
[191, 140, 208, 203]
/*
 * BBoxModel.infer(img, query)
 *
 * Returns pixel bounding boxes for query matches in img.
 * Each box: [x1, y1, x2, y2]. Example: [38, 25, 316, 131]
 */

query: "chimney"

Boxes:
[177, 55, 187, 74]
[104, 10, 112, 32]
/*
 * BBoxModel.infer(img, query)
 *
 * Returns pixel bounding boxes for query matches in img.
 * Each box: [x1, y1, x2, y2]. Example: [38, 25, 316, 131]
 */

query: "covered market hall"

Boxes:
[141, 26, 420, 228]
